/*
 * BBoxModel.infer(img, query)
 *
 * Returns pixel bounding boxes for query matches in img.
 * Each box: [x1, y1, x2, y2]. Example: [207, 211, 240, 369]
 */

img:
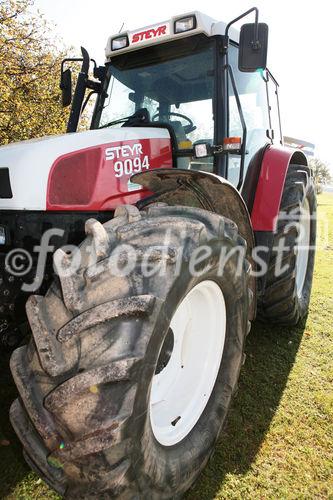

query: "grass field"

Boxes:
[0, 194, 332, 499]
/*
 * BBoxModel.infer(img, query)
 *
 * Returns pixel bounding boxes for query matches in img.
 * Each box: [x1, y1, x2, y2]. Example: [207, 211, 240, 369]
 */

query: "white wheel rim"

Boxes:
[149, 280, 226, 446]
[296, 197, 311, 297]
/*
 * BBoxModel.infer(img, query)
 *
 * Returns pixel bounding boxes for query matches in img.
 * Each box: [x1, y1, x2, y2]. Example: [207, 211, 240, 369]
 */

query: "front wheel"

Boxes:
[10, 204, 252, 499]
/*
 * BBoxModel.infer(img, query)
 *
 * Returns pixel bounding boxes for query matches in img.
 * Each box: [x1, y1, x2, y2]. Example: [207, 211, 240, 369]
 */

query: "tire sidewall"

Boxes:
[297, 181, 316, 316]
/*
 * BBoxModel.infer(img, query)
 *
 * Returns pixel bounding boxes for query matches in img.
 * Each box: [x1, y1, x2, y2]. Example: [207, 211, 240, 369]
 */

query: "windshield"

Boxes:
[95, 35, 216, 170]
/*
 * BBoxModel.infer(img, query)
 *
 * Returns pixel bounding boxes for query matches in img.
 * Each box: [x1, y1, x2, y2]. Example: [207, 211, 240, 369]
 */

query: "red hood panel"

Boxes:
[47, 137, 173, 211]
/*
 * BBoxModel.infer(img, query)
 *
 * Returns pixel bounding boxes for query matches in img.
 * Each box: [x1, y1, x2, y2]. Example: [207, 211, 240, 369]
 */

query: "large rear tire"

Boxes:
[259, 164, 316, 325]
[10, 204, 252, 499]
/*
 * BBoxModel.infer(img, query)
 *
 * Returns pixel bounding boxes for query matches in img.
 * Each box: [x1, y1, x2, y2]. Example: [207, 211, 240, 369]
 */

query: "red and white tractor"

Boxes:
[1, 7, 316, 498]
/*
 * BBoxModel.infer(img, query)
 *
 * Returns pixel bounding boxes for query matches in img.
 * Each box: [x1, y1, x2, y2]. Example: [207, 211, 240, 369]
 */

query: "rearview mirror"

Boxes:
[238, 23, 268, 72]
[60, 68, 72, 107]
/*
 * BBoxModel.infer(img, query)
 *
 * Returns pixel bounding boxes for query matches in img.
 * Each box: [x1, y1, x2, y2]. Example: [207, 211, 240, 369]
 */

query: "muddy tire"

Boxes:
[10, 204, 252, 499]
[259, 164, 316, 325]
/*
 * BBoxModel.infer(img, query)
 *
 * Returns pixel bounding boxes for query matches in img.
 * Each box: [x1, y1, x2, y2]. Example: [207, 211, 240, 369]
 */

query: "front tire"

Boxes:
[10, 204, 252, 498]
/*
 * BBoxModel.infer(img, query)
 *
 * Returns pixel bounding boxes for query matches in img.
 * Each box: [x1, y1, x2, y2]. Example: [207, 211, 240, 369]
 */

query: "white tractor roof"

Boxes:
[105, 11, 239, 60]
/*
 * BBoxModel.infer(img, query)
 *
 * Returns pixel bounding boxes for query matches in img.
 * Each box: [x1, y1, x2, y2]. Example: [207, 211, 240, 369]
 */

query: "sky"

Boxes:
[34, 0, 333, 169]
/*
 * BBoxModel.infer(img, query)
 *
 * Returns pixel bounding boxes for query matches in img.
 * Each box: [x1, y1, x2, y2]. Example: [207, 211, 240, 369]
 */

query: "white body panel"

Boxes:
[105, 11, 239, 60]
[0, 128, 170, 211]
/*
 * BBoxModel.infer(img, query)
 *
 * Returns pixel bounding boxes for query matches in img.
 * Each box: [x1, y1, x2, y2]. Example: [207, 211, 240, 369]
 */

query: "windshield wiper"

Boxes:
[98, 115, 132, 129]
[98, 108, 150, 130]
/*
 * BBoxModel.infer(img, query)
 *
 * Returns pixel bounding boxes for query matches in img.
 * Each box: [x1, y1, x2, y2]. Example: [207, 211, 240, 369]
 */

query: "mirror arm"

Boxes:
[266, 68, 279, 87]
[86, 80, 102, 93]
[61, 57, 84, 74]
[61, 57, 98, 76]
[225, 6, 260, 47]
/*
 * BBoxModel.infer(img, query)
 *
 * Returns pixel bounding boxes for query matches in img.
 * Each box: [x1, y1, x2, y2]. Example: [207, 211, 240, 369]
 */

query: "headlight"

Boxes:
[174, 15, 196, 34]
[111, 35, 129, 51]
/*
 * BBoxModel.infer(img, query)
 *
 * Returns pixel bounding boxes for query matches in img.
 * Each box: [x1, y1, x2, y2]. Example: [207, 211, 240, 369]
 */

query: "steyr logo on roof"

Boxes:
[131, 23, 169, 44]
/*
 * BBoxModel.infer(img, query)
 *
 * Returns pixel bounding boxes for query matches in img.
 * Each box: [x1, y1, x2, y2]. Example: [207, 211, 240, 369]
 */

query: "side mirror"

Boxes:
[60, 68, 72, 107]
[238, 23, 268, 72]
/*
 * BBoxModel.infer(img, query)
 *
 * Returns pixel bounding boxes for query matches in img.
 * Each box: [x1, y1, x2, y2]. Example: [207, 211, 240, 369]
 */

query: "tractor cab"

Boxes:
[61, 9, 280, 189]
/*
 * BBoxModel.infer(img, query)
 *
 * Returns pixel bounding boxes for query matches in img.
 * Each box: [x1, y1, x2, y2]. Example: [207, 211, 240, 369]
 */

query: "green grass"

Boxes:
[1, 194, 332, 499]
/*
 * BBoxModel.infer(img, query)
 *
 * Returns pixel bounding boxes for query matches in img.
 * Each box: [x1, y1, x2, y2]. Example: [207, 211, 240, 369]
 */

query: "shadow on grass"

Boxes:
[0, 351, 29, 498]
[188, 318, 306, 499]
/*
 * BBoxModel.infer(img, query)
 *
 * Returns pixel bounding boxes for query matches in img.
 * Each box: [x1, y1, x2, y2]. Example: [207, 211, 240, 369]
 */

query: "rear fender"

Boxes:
[250, 145, 308, 297]
[251, 145, 308, 232]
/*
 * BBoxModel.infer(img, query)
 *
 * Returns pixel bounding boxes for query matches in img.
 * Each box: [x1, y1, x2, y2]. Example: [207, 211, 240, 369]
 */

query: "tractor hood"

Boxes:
[0, 128, 172, 211]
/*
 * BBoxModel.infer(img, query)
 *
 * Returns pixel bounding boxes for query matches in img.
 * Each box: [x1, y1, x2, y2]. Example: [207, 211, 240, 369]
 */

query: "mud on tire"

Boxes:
[10, 204, 252, 499]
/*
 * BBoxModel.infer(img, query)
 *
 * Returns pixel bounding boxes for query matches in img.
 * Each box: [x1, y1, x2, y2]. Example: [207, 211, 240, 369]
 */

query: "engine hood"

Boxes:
[0, 127, 172, 211]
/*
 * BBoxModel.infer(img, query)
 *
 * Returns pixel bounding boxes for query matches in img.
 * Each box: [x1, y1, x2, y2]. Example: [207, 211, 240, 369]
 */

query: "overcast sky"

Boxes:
[34, 0, 332, 170]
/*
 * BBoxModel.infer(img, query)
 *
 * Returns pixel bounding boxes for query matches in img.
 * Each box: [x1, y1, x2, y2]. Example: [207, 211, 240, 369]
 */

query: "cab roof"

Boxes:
[105, 11, 239, 60]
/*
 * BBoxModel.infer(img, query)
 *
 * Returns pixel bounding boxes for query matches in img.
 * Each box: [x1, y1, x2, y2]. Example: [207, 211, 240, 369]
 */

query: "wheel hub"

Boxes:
[150, 280, 226, 446]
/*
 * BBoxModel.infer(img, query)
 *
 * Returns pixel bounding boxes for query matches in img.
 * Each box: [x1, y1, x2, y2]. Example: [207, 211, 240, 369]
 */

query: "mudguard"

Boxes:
[251, 145, 308, 232]
[133, 168, 256, 319]
[134, 168, 254, 250]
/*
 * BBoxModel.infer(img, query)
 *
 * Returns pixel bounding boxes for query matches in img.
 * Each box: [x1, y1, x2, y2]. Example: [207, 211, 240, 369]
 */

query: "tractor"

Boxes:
[1, 7, 316, 498]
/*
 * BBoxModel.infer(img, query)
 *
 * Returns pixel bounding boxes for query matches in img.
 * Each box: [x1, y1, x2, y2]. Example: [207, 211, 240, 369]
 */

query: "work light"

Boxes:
[174, 15, 196, 33]
[111, 35, 129, 51]
[194, 143, 211, 158]
[0, 226, 6, 245]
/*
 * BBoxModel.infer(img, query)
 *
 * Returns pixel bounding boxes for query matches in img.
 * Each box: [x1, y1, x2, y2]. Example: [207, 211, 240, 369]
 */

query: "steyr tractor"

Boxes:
[1, 7, 316, 499]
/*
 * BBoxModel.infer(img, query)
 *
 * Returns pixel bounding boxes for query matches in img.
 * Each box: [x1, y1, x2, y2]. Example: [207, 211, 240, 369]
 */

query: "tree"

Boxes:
[0, 0, 69, 145]
[309, 158, 332, 194]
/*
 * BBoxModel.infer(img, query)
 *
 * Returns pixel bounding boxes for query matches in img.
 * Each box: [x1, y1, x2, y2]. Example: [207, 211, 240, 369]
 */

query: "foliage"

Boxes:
[310, 158, 332, 194]
[0, 0, 69, 145]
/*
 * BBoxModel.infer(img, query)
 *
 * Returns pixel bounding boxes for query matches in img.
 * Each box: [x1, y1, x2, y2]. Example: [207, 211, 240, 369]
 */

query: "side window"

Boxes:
[141, 96, 159, 117]
[170, 100, 214, 171]
[99, 77, 136, 127]
[228, 45, 270, 187]
[266, 73, 282, 145]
